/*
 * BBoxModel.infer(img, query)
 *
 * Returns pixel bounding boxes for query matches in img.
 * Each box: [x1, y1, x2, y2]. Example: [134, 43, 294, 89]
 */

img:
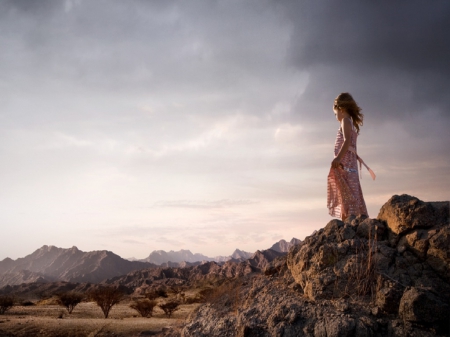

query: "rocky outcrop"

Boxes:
[104, 250, 283, 292]
[183, 195, 450, 336]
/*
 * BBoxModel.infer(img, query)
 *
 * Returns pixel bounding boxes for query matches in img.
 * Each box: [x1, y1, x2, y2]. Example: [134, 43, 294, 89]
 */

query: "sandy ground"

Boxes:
[0, 301, 199, 337]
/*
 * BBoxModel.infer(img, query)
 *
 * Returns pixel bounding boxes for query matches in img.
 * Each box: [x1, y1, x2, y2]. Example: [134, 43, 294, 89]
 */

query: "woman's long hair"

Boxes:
[334, 93, 364, 134]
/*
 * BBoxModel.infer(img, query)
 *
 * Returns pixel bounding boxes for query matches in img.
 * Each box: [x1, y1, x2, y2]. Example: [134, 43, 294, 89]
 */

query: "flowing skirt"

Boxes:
[327, 167, 368, 218]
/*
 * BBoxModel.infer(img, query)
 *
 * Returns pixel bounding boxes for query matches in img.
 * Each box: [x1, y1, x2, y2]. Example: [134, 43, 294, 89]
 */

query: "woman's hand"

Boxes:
[331, 157, 342, 169]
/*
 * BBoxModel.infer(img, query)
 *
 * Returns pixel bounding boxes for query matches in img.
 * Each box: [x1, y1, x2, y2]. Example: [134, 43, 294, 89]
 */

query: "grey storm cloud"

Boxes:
[0, 0, 286, 95]
[280, 1, 450, 124]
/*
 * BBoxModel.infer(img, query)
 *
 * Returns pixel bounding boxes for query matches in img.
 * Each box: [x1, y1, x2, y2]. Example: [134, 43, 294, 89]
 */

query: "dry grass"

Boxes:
[335, 227, 379, 301]
[0, 300, 200, 337]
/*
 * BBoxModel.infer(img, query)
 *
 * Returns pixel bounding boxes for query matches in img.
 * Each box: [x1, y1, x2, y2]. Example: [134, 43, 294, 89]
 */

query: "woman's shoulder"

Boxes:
[340, 117, 353, 127]
[342, 117, 355, 130]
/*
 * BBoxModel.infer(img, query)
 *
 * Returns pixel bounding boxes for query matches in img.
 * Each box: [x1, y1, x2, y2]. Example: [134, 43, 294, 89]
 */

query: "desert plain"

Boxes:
[0, 299, 197, 337]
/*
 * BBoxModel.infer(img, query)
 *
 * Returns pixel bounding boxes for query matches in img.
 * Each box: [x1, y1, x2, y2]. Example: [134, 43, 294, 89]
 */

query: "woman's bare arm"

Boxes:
[331, 118, 352, 168]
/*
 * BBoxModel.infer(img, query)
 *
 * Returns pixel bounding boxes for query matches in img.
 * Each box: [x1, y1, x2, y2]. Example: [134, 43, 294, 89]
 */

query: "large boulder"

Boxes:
[377, 194, 448, 245]
[287, 194, 450, 305]
[399, 287, 449, 328]
[427, 226, 450, 282]
[287, 217, 387, 301]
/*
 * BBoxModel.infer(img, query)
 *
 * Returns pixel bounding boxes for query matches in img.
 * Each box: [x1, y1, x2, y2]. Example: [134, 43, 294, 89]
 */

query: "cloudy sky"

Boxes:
[1, 0, 449, 260]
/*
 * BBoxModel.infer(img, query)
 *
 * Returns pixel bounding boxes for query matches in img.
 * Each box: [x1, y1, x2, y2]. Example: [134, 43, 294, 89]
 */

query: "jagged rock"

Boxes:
[287, 218, 376, 301]
[287, 195, 450, 303]
[314, 316, 356, 337]
[247, 249, 285, 270]
[377, 194, 448, 244]
[427, 226, 450, 282]
[375, 286, 403, 314]
[356, 218, 385, 240]
[183, 195, 450, 337]
[399, 287, 449, 325]
[263, 255, 288, 277]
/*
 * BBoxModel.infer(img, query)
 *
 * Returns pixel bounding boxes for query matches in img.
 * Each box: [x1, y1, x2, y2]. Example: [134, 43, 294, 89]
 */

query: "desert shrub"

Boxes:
[89, 286, 123, 318]
[36, 296, 60, 305]
[57, 292, 84, 314]
[0, 296, 14, 314]
[169, 286, 186, 302]
[21, 300, 35, 306]
[197, 287, 214, 301]
[130, 299, 157, 318]
[184, 294, 203, 304]
[144, 288, 168, 300]
[158, 300, 180, 318]
[168, 285, 185, 295]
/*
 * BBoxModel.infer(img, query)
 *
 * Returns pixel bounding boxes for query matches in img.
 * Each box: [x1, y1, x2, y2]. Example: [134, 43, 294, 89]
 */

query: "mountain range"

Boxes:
[135, 238, 300, 265]
[0, 238, 300, 288]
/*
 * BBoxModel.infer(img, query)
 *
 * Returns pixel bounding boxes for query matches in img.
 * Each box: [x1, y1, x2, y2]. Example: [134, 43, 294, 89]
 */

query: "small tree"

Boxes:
[0, 295, 14, 315]
[57, 292, 84, 314]
[169, 286, 186, 302]
[89, 287, 123, 318]
[158, 300, 180, 318]
[130, 299, 157, 318]
[144, 288, 168, 300]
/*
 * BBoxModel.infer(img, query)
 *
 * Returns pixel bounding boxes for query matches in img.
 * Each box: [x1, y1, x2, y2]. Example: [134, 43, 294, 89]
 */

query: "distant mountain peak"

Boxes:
[140, 249, 211, 265]
[270, 238, 301, 253]
[0, 245, 157, 287]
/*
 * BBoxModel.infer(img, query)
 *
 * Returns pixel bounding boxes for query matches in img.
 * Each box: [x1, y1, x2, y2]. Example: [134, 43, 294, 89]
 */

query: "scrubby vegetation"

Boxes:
[130, 298, 158, 318]
[158, 300, 180, 318]
[144, 288, 168, 300]
[57, 291, 84, 314]
[89, 287, 123, 318]
[0, 295, 14, 314]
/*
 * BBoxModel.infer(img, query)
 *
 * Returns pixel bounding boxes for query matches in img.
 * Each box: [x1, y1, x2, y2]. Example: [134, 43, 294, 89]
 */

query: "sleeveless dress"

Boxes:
[327, 118, 375, 218]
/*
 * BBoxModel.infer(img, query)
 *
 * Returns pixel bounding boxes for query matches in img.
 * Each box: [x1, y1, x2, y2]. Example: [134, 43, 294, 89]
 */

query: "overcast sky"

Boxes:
[1, 0, 449, 260]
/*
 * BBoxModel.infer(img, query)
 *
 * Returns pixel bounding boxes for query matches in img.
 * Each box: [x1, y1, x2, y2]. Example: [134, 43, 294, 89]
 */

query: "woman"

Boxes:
[327, 93, 375, 220]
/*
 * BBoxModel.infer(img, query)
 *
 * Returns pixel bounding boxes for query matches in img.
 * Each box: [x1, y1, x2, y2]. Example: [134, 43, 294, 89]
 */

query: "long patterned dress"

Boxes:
[327, 118, 375, 218]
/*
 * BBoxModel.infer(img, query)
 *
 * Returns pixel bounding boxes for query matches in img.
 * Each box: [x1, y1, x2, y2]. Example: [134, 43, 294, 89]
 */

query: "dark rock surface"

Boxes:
[182, 195, 450, 336]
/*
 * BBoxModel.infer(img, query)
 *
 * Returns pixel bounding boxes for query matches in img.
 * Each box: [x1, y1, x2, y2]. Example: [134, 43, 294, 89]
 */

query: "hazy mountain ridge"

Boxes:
[0, 248, 287, 298]
[138, 248, 254, 265]
[0, 245, 157, 287]
[0, 239, 298, 288]
[139, 249, 215, 265]
[269, 238, 302, 253]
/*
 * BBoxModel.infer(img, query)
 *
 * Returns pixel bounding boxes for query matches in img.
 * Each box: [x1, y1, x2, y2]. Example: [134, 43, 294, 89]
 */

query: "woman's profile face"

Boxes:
[333, 103, 343, 122]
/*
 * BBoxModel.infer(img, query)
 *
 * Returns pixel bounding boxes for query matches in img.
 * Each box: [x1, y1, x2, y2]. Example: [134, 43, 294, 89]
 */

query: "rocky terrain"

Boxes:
[0, 247, 285, 300]
[1, 194, 448, 336]
[0, 240, 295, 288]
[182, 194, 450, 336]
